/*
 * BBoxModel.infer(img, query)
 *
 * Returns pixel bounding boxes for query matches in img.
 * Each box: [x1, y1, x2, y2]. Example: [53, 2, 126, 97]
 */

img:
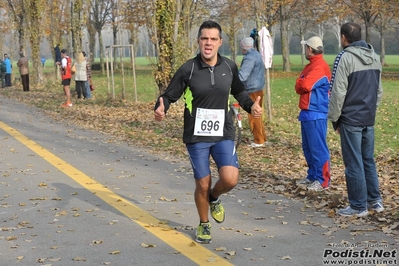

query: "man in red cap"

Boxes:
[295, 36, 331, 191]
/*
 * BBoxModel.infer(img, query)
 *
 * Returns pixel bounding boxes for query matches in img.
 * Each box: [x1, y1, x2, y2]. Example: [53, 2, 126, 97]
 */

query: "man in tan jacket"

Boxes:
[17, 52, 29, 91]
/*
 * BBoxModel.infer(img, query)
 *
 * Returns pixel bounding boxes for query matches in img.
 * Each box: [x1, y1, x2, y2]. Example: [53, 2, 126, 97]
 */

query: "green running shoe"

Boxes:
[210, 198, 225, 223]
[195, 222, 212, 244]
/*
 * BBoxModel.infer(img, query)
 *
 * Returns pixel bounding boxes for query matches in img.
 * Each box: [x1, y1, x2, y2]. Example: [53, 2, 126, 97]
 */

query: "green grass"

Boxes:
[39, 55, 399, 159]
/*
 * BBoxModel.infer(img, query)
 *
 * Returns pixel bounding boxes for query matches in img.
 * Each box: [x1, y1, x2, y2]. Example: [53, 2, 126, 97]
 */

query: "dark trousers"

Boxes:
[75, 81, 87, 98]
[5, 73, 11, 87]
[0, 73, 4, 88]
[21, 74, 29, 91]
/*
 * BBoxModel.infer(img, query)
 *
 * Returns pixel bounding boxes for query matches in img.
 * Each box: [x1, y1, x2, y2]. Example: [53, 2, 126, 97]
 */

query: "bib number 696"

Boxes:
[201, 120, 220, 132]
[194, 108, 224, 136]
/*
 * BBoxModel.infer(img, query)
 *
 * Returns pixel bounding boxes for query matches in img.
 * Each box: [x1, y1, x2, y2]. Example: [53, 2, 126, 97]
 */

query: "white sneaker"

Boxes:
[338, 206, 368, 217]
[250, 142, 264, 148]
[296, 178, 313, 185]
[369, 202, 384, 213]
[307, 181, 327, 192]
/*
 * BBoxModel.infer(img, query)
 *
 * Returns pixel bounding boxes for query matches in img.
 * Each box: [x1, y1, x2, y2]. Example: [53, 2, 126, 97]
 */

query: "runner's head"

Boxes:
[197, 21, 223, 66]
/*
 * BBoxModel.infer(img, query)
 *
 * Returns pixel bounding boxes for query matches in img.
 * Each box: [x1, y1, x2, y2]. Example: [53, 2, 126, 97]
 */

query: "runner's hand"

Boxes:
[154, 97, 165, 121]
[251, 96, 263, 118]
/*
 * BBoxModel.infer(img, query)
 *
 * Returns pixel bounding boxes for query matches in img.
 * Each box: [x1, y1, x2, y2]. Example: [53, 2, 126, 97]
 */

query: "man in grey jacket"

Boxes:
[239, 37, 267, 147]
[328, 22, 383, 217]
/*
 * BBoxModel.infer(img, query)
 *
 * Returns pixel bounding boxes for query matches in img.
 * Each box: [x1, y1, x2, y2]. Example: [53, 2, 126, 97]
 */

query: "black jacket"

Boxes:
[155, 54, 254, 144]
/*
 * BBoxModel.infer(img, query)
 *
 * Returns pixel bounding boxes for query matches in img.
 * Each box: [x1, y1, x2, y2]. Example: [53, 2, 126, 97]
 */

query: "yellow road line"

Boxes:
[0, 121, 232, 266]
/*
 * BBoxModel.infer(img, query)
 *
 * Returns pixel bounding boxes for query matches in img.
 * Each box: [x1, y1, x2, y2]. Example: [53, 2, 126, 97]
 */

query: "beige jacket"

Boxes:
[17, 56, 29, 75]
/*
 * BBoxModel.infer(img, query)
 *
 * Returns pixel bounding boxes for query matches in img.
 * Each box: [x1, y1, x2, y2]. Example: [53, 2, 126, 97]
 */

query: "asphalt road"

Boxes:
[0, 96, 397, 266]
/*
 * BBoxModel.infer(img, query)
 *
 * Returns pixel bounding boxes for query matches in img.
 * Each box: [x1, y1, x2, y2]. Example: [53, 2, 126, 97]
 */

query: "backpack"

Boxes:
[0, 60, 5, 73]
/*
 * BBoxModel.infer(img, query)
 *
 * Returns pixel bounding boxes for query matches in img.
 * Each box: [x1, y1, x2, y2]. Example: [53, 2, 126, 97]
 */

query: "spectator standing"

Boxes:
[54, 45, 61, 64]
[58, 49, 73, 107]
[17, 52, 29, 92]
[41, 57, 46, 68]
[154, 21, 263, 244]
[295, 36, 331, 191]
[74, 52, 87, 99]
[3, 54, 12, 87]
[82, 51, 92, 99]
[328, 22, 384, 217]
[238, 37, 267, 147]
[0, 58, 5, 88]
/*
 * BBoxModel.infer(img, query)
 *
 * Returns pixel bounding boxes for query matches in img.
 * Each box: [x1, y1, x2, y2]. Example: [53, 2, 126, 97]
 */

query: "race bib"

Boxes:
[194, 108, 225, 136]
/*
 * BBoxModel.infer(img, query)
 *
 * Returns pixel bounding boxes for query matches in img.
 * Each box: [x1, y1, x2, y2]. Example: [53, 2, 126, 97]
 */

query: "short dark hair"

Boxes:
[341, 22, 361, 44]
[82, 51, 86, 57]
[309, 46, 323, 55]
[61, 49, 67, 54]
[197, 20, 222, 39]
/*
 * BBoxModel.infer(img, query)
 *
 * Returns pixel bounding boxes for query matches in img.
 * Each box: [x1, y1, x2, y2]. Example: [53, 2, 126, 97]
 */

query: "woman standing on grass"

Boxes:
[74, 52, 87, 99]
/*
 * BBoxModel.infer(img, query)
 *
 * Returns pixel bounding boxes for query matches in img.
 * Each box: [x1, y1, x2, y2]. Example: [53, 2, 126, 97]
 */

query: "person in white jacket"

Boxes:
[74, 52, 87, 99]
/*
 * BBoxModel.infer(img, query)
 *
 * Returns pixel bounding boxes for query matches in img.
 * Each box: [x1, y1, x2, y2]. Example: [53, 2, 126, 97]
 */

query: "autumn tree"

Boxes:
[71, 0, 85, 55]
[260, 0, 300, 72]
[153, 0, 175, 94]
[110, 0, 125, 68]
[26, 0, 45, 86]
[85, 1, 96, 64]
[289, 0, 332, 65]
[341, 0, 381, 43]
[171, 0, 205, 68]
[254, 0, 280, 32]
[214, 0, 252, 62]
[6, 0, 27, 53]
[44, 0, 72, 80]
[89, 0, 112, 74]
[372, 0, 399, 65]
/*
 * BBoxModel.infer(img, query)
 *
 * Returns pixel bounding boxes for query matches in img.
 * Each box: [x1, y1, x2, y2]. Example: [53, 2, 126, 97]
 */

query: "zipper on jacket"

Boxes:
[209, 67, 215, 85]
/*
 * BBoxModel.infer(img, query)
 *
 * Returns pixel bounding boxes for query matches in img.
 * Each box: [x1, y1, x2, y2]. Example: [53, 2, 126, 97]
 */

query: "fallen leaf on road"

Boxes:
[141, 243, 156, 248]
[73, 256, 87, 261]
[225, 251, 236, 256]
[109, 250, 121, 254]
[159, 196, 177, 202]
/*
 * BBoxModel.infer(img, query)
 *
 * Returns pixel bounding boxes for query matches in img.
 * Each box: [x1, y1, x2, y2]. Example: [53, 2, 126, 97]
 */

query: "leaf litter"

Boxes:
[0, 87, 397, 262]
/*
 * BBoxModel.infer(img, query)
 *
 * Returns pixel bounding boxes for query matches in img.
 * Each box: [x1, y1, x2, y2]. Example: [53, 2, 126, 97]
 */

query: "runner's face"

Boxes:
[198, 28, 222, 65]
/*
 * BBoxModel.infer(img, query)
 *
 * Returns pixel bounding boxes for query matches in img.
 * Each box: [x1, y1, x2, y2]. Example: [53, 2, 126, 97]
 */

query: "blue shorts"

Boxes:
[186, 140, 239, 179]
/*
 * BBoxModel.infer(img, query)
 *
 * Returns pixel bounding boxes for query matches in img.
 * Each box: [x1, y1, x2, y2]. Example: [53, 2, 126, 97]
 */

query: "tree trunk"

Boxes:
[87, 25, 96, 65]
[380, 35, 386, 66]
[17, 20, 26, 53]
[98, 30, 105, 75]
[280, 5, 291, 72]
[27, 0, 43, 86]
[300, 34, 305, 66]
[113, 26, 118, 70]
[228, 19, 236, 63]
